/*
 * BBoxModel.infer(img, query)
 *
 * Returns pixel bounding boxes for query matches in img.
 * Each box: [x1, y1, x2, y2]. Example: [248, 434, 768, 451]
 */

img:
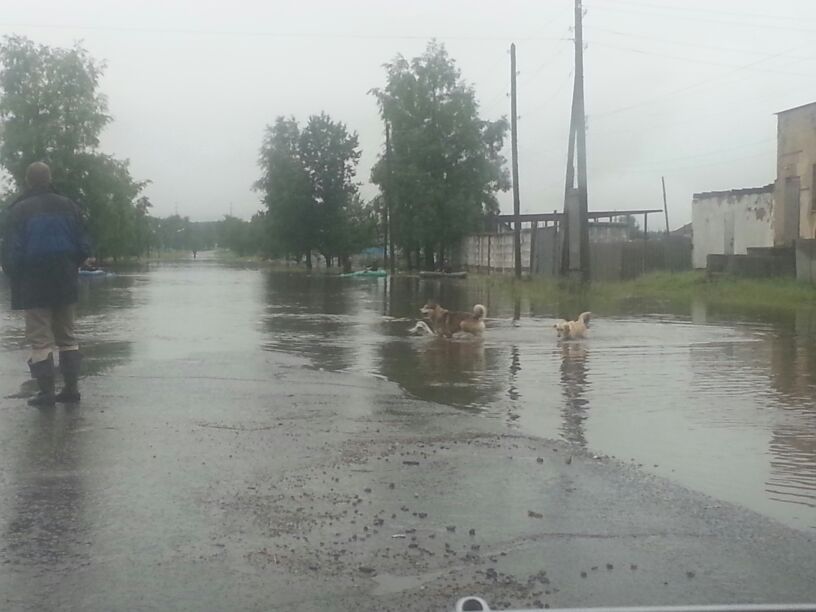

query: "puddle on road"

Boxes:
[1, 261, 814, 531]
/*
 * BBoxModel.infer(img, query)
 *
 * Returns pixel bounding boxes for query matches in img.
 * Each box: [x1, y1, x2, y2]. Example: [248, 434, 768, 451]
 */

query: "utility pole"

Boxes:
[574, 0, 589, 281]
[661, 176, 670, 234]
[561, 0, 590, 281]
[384, 121, 396, 273]
[383, 123, 391, 271]
[511, 43, 522, 279]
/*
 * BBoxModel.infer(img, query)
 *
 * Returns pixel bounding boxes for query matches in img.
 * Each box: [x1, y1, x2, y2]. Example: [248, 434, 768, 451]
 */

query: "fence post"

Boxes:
[529, 222, 538, 275]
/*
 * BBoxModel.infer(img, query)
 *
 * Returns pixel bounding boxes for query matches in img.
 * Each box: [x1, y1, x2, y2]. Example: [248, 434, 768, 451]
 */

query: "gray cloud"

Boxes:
[2, 0, 814, 229]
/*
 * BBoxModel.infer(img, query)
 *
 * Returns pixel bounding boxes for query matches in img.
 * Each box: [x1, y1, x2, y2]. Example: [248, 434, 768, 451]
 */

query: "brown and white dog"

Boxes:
[420, 302, 486, 337]
[554, 312, 591, 340]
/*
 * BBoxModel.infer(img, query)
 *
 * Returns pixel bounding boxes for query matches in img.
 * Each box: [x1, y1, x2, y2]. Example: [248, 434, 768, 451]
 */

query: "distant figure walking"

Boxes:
[1, 162, 91, 406]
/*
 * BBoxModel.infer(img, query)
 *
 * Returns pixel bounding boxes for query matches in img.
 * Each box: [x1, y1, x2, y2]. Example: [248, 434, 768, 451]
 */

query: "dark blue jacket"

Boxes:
[1, 188, 91, 310]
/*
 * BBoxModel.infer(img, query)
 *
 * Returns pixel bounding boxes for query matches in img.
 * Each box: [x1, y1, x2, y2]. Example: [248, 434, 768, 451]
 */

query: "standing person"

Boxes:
[1, 162, 91, 407]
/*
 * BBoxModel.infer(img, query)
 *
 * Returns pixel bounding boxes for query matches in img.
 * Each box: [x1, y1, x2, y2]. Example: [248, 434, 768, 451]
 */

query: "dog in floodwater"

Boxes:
[408, 320, 434, 336]
[419, 302, 486, 337]
[554, 312, 591, 340]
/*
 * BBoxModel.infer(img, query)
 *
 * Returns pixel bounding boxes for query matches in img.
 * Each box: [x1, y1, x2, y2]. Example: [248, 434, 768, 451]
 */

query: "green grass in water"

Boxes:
[484, 271, 816, 312]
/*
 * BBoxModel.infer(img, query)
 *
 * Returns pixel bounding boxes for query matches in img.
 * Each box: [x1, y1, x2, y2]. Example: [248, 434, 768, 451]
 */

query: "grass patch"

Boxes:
[483, 271, 816, 312]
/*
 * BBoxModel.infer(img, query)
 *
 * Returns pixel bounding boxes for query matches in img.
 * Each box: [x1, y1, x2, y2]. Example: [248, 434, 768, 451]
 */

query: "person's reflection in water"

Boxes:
[4, 407, 89, 601]
[559, 340, 590, 447]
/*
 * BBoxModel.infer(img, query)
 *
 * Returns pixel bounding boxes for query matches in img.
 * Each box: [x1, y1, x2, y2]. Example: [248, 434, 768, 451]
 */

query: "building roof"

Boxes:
[692, 184, 774, 199]
[776, 101, 816, 115]
[495, 209, 662, 224]
[672, 222, 692, 236]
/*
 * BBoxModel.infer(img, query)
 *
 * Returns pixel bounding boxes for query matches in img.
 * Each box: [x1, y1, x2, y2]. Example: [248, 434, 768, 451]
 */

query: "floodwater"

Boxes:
[1, 256, 814, 532]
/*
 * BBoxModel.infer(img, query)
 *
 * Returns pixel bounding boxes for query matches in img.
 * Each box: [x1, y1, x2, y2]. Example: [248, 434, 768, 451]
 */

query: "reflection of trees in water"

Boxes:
[767, 418, 816, 512]
[264, 273, 352, 316]
[77, 274, 139, 315]
[693, 301, 816, 518]
[764, 309, 816, 513]
[4, 409, 89, 585]
[261, 273, 356, 371]
[559, 341, 590, 447]
[377, 337, 502, 409]
[80, 340, 134, 376]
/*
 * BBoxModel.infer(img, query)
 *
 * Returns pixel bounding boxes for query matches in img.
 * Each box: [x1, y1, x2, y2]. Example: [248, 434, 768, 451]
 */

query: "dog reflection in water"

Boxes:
[408, 320, 434, 336]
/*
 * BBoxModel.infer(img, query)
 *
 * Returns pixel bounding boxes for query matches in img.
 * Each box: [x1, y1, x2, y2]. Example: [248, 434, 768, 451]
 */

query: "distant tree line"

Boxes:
[1, 36, 508, 269]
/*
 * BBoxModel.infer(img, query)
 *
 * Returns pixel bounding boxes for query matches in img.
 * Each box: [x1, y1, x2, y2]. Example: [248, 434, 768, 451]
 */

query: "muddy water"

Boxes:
[1, 258, 814, 531]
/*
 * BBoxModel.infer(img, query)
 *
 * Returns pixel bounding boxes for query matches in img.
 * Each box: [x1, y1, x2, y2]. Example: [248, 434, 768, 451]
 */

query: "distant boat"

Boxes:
[418, 271, 467, 279]
[79, 268, 112, 277]
[340, 269, 387, 278]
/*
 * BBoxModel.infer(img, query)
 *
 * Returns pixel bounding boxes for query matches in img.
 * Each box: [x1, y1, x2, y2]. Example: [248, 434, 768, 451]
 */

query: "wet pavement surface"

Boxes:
[1, 257, 815, 611]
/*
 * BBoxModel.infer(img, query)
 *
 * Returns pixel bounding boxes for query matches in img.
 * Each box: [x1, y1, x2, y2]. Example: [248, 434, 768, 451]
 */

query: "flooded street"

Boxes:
[260, 262, 816, 531]
[1, 257, 815, 610]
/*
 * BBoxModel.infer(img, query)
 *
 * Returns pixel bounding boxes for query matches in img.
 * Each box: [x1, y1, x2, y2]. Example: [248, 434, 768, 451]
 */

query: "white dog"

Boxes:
[554, 312, 591, 340]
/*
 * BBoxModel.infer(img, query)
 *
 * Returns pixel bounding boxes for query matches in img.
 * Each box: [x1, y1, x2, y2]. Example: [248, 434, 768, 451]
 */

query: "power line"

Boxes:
[591, 44, 805, 120]
[587, 79, 816, 135]
[529, 136, 775, 176]
[587, 40, 813, 77]
[610, 150, 774, 175]
[584, 2, 816, 35]
[0, 21, 566, 42]
[524, 70, 573, 114]
[588, 0, 806, 24]
[585, 25, 816, 62]
[620, 137, 775, 170]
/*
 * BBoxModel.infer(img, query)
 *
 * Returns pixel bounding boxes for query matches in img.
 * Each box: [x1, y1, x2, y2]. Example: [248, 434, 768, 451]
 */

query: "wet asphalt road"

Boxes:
[1, 261, 815, 611]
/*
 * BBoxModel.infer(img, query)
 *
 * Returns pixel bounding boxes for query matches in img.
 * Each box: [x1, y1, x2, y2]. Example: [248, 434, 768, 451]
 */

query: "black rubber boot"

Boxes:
[27, 355, 56, 407]
[56, 350, 82, 403]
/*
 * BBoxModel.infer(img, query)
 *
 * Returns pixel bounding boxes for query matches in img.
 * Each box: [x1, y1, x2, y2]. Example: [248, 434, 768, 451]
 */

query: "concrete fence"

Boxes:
[458, 230, 533, 274]
[456, 228, 691, 281]
[796, 239, 816, 283]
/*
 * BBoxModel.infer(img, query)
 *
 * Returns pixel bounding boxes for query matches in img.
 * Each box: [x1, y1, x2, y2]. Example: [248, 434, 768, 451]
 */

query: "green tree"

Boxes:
[256, 113, 371, 270]
[371, 40, 509, 269]
[298, 112, 362, 269]
[333, 195, 377, 271]
[134, 196, 154, 256]
[255, 117, 316, 268]
[0, 35, 147, 260]
[77, 154, 147, 260]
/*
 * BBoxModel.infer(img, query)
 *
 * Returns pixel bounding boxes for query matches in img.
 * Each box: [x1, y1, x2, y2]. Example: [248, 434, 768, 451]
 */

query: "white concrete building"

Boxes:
[691, 185, 775, 269]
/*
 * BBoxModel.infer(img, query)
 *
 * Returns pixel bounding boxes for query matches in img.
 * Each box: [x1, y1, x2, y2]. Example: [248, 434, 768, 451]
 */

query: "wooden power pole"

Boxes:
[385, 121, 396, 273]
[561, 0, 590, 281]
[511, 43, 522, 279]
[661, 176, 670, 234]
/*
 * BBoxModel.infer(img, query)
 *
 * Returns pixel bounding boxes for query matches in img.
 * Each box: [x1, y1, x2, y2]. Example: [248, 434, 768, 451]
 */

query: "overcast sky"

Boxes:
[2, 0, 815, 229]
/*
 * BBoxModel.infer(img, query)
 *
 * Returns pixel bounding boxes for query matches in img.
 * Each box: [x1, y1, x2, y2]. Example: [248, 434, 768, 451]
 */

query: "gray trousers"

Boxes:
[25, 304, 78, 363]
